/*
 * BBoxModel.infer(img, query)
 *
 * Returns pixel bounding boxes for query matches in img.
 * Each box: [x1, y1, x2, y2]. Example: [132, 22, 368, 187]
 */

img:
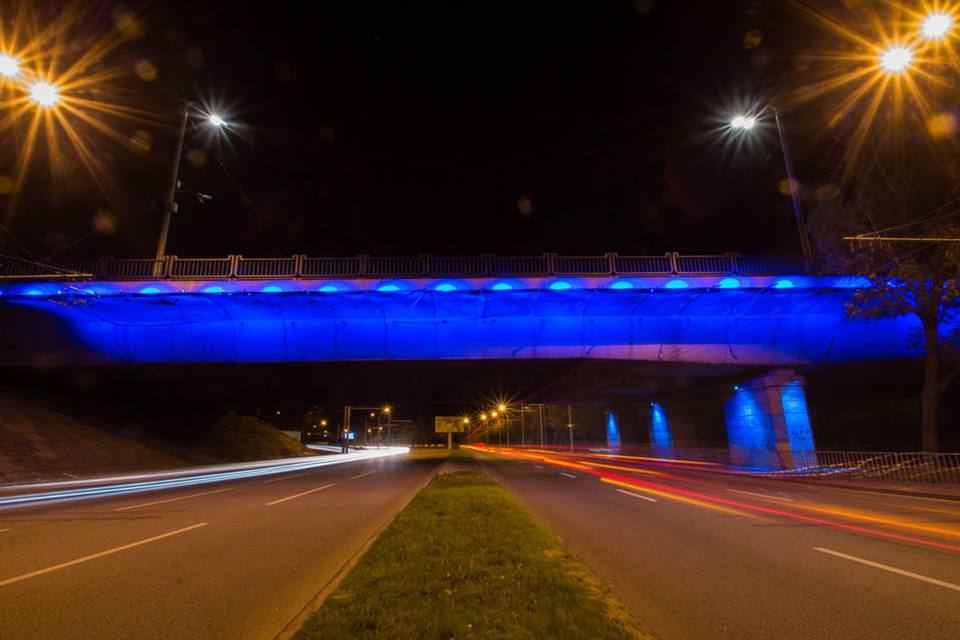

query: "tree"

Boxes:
[808, 158, 960, 451]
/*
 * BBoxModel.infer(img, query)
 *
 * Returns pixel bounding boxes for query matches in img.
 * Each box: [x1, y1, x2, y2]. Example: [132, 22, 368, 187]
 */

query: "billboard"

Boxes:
[435, 416, 467, 433]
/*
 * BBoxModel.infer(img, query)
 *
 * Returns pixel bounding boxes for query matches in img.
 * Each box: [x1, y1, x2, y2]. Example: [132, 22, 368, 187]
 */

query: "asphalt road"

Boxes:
[474, 447, 960, 640]
[0, 450, 441, 640]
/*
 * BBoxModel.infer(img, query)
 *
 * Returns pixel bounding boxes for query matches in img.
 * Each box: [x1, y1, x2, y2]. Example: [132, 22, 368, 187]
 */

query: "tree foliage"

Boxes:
[807, 150, 960, 450]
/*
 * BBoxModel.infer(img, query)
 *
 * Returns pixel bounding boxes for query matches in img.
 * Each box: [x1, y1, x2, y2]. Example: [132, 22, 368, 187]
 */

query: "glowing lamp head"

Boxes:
[0, 53, 20, 78]
[498, 404, 506, 412]
[28, 80, 60, 107]
[208, 114, 227, 127]
[730, 114, 757, 131]
[922, 12, 953, 39]
[879, 45, 913, 73]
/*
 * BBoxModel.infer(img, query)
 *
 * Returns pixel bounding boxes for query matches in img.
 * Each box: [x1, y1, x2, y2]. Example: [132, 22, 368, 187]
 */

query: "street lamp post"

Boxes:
[154, 103, 228, 263]
[729, 107, 812, 257]
[772, 109, 813, 258]
[155, 103, 190, 263]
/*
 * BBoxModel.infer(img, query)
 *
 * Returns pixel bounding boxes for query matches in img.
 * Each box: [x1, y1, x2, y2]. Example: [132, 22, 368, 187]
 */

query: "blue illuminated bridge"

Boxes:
[0, 253, 923, 467]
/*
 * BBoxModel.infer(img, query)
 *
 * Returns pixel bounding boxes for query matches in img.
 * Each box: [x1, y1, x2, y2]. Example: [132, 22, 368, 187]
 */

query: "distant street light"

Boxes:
[154, 102, 229, 262]
[921, 12, 953, 40]
[0, 53, 20, 78]
[879, 45, 913, 73]
[728, 106, 812, 256]
[27, 80, 59, 107]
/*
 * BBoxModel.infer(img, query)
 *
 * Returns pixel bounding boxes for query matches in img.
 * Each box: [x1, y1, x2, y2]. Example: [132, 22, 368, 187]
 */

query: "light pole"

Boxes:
[154, 103, 228, 262]
[729, 107, 812, 257]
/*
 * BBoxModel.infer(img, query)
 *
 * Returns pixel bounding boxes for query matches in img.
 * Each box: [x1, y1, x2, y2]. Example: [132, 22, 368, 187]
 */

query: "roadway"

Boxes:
[0, 449, 441, 640]
[473, 446, 960, 640]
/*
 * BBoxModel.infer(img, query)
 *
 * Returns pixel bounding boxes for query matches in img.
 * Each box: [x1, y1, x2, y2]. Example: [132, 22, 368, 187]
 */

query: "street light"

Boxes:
[728, 107, 812, 257]
[0, 53, 19, 78]
[879, 45, 913, 73]
[730, 114, 756, 131]
[921, 12, 953, 40]
[154, 103, 229, 262]
[27, 80, 59, 107]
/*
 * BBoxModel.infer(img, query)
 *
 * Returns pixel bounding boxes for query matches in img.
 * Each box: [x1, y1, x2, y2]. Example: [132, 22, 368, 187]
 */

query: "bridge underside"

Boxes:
[0, 288, 918, 368]
[0, 284, 931, 461]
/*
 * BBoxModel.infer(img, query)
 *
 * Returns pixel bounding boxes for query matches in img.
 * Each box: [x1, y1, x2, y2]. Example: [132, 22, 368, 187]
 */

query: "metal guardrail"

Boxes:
[0, 252, 817, 281]
[639, 447, 960, 486]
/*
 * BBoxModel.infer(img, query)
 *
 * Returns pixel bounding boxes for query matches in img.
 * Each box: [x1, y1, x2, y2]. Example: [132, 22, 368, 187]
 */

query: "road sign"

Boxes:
[435, 416, 466, 433]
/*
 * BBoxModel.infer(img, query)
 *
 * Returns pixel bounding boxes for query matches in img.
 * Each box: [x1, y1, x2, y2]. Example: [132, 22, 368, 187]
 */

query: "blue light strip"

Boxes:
[0, 274, 873, 298]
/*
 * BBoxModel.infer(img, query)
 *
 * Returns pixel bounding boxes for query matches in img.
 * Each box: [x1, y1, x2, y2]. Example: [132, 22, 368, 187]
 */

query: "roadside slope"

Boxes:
[0, 389, 312, 483]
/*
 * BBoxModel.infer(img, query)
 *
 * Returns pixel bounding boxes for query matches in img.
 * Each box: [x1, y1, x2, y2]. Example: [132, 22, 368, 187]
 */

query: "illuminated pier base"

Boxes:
[724, 369, 814, 470]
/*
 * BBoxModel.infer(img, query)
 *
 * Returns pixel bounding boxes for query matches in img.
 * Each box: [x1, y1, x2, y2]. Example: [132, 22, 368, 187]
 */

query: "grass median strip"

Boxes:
[294, 470, 649, 640]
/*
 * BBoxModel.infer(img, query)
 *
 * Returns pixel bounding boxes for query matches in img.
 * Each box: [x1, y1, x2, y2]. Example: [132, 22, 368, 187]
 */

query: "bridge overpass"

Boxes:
[0, 253, 922, 468]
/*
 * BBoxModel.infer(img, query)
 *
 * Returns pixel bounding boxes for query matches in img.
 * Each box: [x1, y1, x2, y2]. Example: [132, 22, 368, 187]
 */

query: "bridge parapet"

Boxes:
[0, 252, 815, 281]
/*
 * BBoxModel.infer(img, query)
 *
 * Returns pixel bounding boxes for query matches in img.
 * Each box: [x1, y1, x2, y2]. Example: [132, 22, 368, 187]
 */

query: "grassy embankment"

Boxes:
[295, 466, 648, 640]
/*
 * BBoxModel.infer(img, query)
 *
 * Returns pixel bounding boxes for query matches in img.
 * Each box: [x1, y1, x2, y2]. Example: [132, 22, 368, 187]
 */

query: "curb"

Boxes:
[272, 455, 448, 640]
[789, 477, 960, 502]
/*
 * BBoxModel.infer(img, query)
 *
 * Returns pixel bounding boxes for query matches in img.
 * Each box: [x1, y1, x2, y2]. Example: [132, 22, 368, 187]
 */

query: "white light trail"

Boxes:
[0, 448, 408, 509]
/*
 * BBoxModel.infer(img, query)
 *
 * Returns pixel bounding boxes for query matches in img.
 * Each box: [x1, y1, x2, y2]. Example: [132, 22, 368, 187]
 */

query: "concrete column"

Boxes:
[605, 412, 621, 450]
[646, 400, 701, 454]
[724, 369, 814, 470]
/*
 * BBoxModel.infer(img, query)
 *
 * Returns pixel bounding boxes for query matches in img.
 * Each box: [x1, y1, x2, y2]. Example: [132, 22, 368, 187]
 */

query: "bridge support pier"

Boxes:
[724, 369, 815, 470]
[646, 400, 702, 455]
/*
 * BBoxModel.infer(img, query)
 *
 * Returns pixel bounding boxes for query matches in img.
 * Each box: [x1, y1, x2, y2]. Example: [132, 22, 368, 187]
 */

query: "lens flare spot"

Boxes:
[134, 59, 157, 81]
[927, 112, 958, 139]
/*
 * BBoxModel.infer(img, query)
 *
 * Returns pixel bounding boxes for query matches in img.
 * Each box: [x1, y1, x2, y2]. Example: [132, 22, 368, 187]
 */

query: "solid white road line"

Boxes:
[727, 489, 794, 502]
[267, 483, 336, 506]
[534, 465, 545, 469]
[560, 472, 577, 479]
[0, 522, 209, 588]
[262, 471, 318, 484]
[616, 488, 658, 503]
[350, 470, 376, 480]
[814, 547, 960, 593]
[114, 488, 233, 512]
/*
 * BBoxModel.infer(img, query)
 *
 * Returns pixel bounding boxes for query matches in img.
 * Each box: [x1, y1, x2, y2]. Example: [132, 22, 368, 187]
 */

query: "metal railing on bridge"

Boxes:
[629, 447, 960, 486]
[0, 252, 814, 281]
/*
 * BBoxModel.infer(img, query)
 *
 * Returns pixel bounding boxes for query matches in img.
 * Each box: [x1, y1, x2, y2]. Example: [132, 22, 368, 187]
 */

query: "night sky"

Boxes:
[3, 1, 845, 261]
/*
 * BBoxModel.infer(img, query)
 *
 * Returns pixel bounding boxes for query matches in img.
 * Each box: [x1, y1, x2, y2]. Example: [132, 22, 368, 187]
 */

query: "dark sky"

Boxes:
[3, 0, 840, 261]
